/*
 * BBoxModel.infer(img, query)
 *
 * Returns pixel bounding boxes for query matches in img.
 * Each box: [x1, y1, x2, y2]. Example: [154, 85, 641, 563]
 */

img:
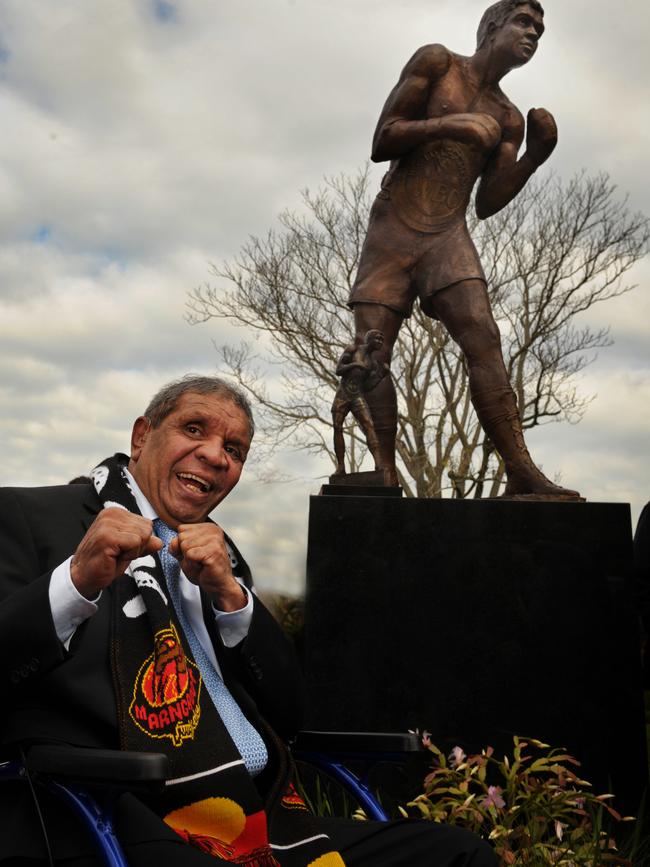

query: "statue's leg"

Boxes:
[352, 302, 404, 486]
[429, 280, 581, 499]
[351, 398, 382, 471]
[332, 398, 349, 474]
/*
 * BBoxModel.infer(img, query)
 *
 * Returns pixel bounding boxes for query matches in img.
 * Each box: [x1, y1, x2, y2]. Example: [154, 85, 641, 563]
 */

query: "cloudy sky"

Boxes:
[1, 0, 648, 596]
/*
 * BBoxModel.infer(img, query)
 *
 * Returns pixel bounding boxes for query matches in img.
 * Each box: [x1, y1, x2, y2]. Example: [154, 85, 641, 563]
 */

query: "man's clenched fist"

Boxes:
[169, 523, 248, 612]
[71, 509, 162, 600]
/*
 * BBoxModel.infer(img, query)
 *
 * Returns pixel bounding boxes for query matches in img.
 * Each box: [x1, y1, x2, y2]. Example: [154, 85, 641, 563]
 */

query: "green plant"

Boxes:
[405, 736, 634, 865]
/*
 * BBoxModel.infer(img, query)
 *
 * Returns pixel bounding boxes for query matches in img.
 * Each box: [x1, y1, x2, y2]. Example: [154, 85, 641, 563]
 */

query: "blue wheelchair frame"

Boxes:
[1, 732, 421, 867]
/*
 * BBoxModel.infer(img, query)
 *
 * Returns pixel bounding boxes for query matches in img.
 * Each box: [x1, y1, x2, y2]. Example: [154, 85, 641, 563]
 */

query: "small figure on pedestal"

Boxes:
[331, 329, 390, 481]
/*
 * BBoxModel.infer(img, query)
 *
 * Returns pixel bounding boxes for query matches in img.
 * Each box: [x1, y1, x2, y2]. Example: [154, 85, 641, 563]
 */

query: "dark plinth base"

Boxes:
[320, 483, 403, 498]
[304, 496, 648, 813]
[327, 469, 400, 489]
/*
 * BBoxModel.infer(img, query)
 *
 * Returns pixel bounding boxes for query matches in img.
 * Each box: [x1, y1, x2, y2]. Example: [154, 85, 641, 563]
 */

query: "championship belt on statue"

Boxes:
[389, 139, 473, 233]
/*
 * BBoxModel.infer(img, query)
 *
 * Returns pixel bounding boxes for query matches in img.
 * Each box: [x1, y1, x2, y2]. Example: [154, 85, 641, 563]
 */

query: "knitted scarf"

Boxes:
[92, 454, 344, 866]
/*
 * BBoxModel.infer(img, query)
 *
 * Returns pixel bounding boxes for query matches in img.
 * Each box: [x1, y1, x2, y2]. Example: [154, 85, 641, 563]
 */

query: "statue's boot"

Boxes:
[373, 429, 400, 487]
[472, 386, 583, 500]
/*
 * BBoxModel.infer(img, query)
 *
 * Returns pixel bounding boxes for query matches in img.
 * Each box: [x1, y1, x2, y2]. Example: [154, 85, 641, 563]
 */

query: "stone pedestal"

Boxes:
[303, 496, 648, 813]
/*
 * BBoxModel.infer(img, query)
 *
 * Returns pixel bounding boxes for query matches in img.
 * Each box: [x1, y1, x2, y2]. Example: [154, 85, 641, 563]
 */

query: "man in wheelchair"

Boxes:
[0, 374, 495, 866]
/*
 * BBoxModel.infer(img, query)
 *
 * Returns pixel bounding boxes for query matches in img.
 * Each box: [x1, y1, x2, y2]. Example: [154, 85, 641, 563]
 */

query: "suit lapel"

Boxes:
[80, 484, 102, 534]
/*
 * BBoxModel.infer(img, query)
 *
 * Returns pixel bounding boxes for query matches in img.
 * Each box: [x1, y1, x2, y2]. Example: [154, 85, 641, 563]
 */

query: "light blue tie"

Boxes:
[154, 519, 268, 776]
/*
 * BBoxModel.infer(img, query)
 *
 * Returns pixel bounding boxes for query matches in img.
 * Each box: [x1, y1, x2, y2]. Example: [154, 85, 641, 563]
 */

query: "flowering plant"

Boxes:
[405, 735, 634, 865]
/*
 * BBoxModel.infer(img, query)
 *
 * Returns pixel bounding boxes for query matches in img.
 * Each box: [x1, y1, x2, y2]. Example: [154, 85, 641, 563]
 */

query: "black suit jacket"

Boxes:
[0, 483, 304, 860]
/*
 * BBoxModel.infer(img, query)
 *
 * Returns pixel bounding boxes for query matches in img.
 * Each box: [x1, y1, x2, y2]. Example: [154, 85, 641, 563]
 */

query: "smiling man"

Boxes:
[0, 374, 496, 865]
[347, 0, 582, 499]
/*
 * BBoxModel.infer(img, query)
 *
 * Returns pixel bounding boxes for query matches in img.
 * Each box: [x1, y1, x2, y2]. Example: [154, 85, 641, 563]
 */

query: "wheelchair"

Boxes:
[0, 731, 422, 867]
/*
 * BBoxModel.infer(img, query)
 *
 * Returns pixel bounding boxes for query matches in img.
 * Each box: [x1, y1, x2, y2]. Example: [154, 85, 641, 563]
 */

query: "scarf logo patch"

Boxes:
[280, 781, 309, 812]
[129, 624, 202, 746]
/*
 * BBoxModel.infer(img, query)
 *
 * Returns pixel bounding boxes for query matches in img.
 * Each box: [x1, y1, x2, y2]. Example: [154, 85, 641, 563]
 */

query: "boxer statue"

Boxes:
[346, 0, 581, 499]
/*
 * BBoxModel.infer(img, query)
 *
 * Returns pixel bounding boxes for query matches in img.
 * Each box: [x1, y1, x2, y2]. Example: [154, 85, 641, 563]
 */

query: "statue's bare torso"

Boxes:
[382, 47, 523, 233]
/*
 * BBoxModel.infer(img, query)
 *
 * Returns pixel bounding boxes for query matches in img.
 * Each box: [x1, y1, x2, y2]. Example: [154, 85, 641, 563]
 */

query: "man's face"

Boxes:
[128, 391, 251, 529]
[491, 4, 545, 67]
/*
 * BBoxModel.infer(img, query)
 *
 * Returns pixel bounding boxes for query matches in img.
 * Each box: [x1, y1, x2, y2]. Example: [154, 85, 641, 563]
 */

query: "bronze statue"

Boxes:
[331, 329, 388, 477]
[347, 0, 581, 499]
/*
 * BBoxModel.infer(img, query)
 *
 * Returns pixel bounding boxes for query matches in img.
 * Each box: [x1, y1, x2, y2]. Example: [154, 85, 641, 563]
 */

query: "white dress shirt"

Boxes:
[48, 470, 253, 675]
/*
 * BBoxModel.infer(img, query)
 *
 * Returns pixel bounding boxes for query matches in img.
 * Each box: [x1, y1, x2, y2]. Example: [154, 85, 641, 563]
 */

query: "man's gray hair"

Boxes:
[476, 0, 544, 49]
[143, 374, 254, 437]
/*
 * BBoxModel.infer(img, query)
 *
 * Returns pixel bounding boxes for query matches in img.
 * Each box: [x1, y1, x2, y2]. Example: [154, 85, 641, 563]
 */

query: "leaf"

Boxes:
[527, 737, 550, 749]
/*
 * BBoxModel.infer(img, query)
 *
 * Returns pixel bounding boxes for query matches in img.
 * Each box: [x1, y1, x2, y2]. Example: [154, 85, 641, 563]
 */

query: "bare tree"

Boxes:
[187, 167, 649, 498]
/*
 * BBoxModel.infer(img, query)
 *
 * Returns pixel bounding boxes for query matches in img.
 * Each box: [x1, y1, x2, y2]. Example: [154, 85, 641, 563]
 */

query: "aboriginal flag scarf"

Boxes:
[92, 454, 344, 866]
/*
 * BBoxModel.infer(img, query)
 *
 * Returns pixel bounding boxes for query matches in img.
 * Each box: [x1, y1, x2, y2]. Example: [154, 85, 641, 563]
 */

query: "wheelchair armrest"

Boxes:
[26, 745, 168, 790]
[293, 731, 422, 755]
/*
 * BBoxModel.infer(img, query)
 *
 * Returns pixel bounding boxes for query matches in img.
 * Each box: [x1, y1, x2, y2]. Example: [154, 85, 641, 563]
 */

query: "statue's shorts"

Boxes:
[348, 195, 486, 319]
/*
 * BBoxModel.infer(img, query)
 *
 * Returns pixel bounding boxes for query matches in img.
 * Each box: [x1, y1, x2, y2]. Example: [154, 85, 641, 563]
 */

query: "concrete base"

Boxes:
[303, 495, 648, 813]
